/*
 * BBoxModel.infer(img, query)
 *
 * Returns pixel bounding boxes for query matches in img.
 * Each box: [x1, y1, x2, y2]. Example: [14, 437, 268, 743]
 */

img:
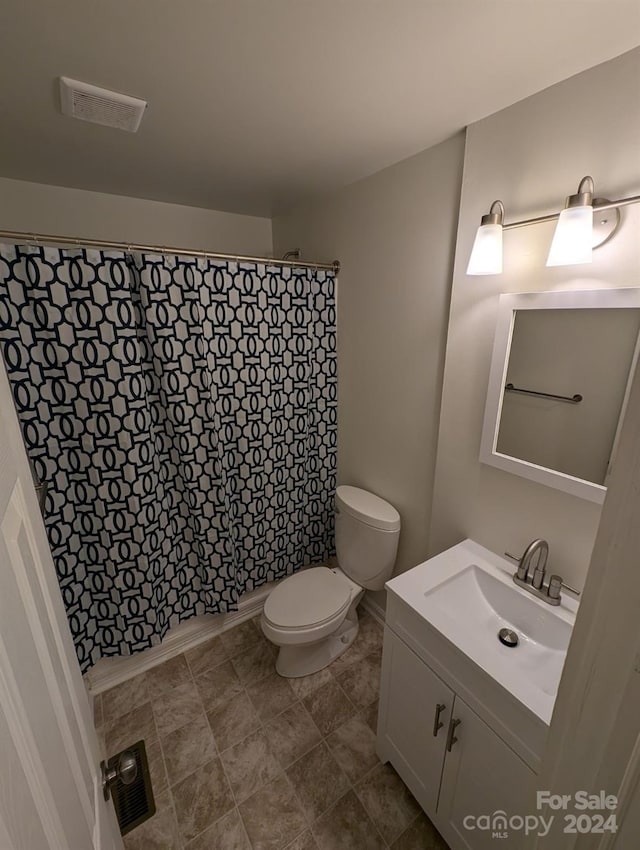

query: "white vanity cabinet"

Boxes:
[436, 693, 535, 849]
[378, 624, 537, 850]
[379, 627, 455, 814]
[377, 540, 575, 849]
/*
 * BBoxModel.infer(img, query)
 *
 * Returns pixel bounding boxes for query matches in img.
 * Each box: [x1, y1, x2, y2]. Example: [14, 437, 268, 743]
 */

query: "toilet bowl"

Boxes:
[261, 485, 401, 677]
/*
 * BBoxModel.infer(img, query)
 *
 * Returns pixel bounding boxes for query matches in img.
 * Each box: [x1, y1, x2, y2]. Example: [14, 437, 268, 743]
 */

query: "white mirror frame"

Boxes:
[480, 288, 640, 505]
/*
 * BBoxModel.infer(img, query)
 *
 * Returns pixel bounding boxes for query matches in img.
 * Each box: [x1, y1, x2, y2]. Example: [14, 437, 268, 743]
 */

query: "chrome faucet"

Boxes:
[516, 538, 549, 589]
[508, 539, 563, 606]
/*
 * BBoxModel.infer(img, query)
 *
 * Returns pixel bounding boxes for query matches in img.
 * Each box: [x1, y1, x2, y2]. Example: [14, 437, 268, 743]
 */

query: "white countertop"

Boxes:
[386, 539, 578, 725]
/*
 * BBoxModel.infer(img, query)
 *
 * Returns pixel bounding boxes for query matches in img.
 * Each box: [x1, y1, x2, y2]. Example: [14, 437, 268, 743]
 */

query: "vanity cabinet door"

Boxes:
[377, 627, 454, 815]
[437, 695, 536, 849]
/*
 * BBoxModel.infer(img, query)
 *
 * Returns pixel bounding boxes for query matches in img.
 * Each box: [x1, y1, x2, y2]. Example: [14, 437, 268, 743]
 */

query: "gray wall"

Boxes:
[430, 47, 640, 590]
[273, 134, 466, 597]
[0, 177, 272, 256]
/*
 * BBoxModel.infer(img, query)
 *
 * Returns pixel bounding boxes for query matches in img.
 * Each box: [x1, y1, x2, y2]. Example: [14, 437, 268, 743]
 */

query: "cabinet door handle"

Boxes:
[432, 703, 446, 737]
[446, 717, 461, 752]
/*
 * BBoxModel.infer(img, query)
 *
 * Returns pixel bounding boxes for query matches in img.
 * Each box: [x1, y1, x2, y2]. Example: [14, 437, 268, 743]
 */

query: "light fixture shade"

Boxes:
[466, 223, 503, 275]
[546, 206, 593, 267]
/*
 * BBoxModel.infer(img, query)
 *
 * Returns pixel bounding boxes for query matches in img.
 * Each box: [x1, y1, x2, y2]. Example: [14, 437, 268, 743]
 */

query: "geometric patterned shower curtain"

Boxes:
[0, 244, 337, 672]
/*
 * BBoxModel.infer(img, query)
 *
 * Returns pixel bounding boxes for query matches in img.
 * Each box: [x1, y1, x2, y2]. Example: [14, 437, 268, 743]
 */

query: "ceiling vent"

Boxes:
[59, 77, 147, 132]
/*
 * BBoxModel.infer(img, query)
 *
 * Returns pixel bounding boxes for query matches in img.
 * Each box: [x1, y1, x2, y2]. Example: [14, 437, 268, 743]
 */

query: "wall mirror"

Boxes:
[480, 288, 640, 504]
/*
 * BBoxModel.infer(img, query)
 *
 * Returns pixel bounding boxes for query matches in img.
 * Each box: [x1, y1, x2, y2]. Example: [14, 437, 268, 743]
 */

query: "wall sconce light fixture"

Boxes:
[466, 200, 504, 275]
[467, 175, 639, 275]
[546, 176, 594, 267]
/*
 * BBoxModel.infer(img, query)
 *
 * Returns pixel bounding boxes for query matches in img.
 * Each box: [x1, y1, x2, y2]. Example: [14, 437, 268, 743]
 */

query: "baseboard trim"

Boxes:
[86, 586, 271, 695]
[87, 568, 382, 695]
[361, 592, 386, 627]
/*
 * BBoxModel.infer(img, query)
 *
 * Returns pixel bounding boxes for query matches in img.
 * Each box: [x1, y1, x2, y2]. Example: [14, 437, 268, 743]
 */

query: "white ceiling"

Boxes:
[0, 1, 638, 217]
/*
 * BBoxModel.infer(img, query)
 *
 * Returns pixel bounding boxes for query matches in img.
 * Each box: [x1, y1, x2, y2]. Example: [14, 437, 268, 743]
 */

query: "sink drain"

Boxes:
[498, 627, 519, 648]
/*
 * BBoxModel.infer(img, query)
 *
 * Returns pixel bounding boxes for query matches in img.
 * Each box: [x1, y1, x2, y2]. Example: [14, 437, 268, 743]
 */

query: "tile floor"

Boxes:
[94, 609, 449, 850]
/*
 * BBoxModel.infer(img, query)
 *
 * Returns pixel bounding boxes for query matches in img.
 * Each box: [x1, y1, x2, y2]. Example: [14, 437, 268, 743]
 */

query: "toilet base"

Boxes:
[275, 610, 360, 678]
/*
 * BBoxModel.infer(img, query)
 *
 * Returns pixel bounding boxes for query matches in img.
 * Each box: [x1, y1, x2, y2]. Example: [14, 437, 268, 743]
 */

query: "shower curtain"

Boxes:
[0, 244, 337, 672]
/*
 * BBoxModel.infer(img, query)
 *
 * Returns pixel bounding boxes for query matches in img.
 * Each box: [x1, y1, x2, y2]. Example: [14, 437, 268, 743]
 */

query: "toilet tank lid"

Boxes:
[336, 486, 401, 532]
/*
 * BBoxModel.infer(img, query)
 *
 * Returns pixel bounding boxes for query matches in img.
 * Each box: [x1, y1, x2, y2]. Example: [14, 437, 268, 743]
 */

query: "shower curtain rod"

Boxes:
[0, 229, 341, 274]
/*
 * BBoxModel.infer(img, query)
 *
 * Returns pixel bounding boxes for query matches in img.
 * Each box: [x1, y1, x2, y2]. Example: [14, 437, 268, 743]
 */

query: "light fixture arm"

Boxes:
[577, 175, 594, 195]
[481, 200, 505, 227]
[565, 175, 593, 209]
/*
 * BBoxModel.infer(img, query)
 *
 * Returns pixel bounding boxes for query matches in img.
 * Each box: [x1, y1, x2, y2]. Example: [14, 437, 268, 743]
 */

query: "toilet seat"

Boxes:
[263, 567, 353, 631]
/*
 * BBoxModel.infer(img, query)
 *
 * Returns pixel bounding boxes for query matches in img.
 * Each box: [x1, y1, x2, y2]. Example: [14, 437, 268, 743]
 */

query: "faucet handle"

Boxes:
[548, 575, 563, 600]
[549, 575, 581, 598]
[504, 552, 528, 580]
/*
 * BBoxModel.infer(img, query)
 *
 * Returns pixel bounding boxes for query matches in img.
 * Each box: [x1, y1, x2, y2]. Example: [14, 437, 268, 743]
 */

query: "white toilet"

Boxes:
[261, 485, 401, 677]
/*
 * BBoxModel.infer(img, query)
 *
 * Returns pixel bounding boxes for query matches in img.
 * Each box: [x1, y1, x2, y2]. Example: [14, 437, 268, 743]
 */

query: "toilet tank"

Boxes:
[335, 486, 401, 590]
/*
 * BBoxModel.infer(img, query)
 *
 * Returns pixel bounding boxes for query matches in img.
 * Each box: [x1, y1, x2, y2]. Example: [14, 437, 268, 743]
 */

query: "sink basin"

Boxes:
[423, 565, 571, 697]
[386, 539, 577, 724]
